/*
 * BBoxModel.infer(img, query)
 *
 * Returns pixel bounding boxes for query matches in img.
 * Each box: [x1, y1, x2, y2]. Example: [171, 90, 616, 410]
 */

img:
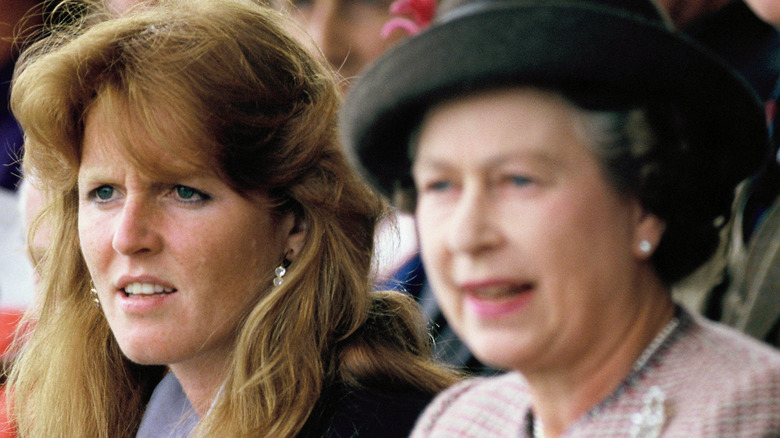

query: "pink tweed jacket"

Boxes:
[411, 308, 780, 437]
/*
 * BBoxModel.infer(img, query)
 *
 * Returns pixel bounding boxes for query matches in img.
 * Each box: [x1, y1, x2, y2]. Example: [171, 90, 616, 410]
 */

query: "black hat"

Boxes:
[340, 0, 771, 201]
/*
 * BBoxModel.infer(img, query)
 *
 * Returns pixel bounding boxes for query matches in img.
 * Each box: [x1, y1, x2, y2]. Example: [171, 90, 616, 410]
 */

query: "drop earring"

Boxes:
[90, 281, 101, 309]
[273, 265, 287, 287]
[639, 239, 652, 255]
[273, 252, 293, 287]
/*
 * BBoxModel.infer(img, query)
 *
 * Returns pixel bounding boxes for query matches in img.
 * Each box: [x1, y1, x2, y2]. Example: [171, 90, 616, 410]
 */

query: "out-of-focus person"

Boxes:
[341, 0, 780, 435]
[272, 0, 416, 92]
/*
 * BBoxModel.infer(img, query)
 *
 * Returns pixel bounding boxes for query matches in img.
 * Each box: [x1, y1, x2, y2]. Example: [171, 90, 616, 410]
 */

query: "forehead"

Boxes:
[414, 87, 589, 167]
[81, 90, 216, 179]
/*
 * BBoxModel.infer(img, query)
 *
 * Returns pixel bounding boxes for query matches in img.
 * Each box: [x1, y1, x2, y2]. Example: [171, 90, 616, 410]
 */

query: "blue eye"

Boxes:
[94, 186, 114, 201]
[176, 186, 197, 199]
[430, 181, 451, 191]
[173, 185, 210, 203]
[508, 175, 532, 186]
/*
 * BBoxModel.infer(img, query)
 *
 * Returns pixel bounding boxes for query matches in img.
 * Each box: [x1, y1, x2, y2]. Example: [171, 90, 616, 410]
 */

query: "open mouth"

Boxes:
[122, 282, 177, 298]
[468, 283, 534, 300]
[464, 282, 535, 317]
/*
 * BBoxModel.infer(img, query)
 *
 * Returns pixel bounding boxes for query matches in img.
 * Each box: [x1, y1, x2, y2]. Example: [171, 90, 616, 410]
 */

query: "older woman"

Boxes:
[341, 0, 780, 436]
[7, 0, 457, 436]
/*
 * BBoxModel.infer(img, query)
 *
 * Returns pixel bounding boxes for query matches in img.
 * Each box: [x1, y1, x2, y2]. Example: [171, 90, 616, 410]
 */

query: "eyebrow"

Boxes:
[413, 148, 564, 172]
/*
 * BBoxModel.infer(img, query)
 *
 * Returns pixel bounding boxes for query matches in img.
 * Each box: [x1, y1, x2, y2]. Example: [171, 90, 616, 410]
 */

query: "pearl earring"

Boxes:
[273, 251, 293, 287]
[273, 265, 287, 287]
[90, 282, 101, 308]
[639, 239, 652, 255]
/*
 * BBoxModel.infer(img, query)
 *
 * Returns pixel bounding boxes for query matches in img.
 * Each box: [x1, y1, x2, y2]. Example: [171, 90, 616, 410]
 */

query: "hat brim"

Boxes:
[341, 0, 770, 200]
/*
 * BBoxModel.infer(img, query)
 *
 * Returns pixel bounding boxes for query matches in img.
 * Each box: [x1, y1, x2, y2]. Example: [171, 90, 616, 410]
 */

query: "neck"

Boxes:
[524, 276, 675, 437]
[170, 355, 230, 416]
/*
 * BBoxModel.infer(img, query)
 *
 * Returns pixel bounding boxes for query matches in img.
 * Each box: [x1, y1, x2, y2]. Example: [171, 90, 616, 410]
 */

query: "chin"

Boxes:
[119, 350, 165, 365]
[472, 350, 520, 372]
[116, 340, 171, 365]
[465, 332, 527, 372]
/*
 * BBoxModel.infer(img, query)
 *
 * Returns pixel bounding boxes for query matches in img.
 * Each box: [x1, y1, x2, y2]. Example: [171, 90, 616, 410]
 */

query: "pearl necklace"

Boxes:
[630, 317, 679, 375]
[532, 317, 680, 438]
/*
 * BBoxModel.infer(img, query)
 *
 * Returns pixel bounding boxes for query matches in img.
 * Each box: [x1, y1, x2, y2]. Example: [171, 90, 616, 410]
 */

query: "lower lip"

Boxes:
[118, 291, 177, 313]
[465, 289, 533, 318]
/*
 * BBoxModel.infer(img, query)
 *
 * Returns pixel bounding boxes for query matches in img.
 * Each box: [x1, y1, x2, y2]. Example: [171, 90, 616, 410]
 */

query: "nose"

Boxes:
[112, 196, 162, 256]
[445, 185, 503, 255]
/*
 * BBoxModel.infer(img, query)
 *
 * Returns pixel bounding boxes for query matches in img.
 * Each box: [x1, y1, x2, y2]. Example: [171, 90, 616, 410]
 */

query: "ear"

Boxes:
[632, 205, 666, 260]
[281, 213, 308, 262]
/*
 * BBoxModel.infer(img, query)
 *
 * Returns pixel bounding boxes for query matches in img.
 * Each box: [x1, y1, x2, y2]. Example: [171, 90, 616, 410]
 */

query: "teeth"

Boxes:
[124, 282, 174, 295]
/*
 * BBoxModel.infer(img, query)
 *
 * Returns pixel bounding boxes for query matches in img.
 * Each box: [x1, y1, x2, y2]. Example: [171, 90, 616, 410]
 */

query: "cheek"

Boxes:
[415, 204, 444, 263]
[415, 205, 456, 300]
[531, 196, 635, 295]
[199, 224, 275, 289]
[180, 231, 235, 278]
[78, 211, 111, 271]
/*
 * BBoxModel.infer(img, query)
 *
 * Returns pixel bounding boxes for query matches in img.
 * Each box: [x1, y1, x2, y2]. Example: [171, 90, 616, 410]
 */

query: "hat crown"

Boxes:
[340, 0, 768, 210]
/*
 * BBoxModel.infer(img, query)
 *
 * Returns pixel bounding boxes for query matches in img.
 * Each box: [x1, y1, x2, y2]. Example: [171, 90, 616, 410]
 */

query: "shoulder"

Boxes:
[411, 372, 530, 438]
[673, 310, 780, 371]
[658, 312, 780, 434]
[663, 310, 780, 389]
[300, 382, 437, 438]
